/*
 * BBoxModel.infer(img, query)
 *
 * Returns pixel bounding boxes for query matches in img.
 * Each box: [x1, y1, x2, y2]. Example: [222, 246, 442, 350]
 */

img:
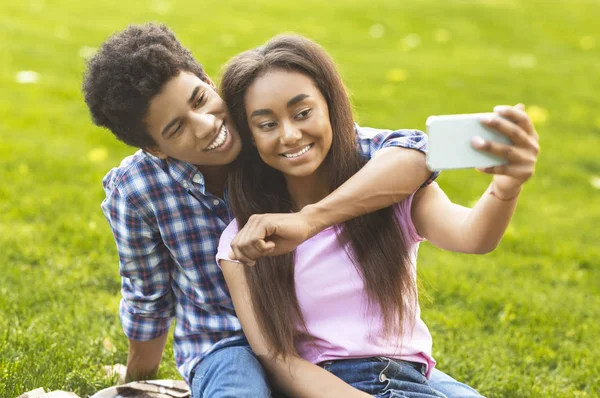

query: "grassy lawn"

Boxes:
[1, 0, 599, 396]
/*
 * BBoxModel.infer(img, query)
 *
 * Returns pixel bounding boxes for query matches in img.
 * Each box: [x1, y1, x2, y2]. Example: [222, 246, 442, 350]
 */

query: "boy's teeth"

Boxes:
[283, 144, 312, 158]
[206, 126, 228, 150]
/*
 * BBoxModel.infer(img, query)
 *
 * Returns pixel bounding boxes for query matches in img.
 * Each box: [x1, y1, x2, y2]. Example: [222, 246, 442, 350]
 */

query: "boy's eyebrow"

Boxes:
[161, 85, 201, 137]
[250, 94, 310, 118]
[187, 86, 200, 105]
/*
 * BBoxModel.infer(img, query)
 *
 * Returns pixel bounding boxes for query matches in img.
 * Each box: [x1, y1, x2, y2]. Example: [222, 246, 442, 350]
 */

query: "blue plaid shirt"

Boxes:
[101, 125, 438, 383]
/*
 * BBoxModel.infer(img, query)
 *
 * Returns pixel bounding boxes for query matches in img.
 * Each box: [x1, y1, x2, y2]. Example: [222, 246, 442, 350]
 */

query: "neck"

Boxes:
[285, 165, 330, 212]
[196, 164, 229, 197]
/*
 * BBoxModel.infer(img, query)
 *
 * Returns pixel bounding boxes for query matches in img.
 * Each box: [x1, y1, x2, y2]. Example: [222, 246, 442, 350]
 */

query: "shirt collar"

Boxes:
[144, 151, 207, 195]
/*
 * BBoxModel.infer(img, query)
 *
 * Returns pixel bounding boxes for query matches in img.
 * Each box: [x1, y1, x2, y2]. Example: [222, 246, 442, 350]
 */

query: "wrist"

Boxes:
[299, 203, 328, 238]
[490, 183, 522, 201]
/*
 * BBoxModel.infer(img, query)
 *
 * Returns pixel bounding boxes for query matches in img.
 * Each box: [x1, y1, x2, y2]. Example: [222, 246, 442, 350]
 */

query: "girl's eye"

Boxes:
[296, 108, 312, 119]
[194, 93, 206, 108]
[258, 122, 276, 130]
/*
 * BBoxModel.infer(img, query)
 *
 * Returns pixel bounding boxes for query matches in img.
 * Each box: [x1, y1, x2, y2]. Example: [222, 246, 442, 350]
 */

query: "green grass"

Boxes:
[1, 0, 599, 396]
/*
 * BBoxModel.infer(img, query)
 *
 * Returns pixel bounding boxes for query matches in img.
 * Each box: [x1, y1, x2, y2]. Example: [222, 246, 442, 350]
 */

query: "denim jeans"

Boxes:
[320, 357, 484, 398]
[190, 338, 272, 398]
[428, 368, 484, 398]
[191, 340, 482, 398]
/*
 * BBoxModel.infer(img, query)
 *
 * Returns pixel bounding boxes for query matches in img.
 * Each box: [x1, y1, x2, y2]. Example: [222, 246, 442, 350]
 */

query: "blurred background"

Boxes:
[1, 0, 598, 396]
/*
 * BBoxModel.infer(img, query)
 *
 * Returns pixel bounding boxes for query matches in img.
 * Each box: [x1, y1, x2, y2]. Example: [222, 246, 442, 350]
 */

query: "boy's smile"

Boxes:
[144, 71, 242, 166]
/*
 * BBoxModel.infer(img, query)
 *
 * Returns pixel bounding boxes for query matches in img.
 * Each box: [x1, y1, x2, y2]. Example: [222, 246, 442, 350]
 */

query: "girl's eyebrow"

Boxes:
[286, 93, 309, 107]
[250, 93, 311, 119]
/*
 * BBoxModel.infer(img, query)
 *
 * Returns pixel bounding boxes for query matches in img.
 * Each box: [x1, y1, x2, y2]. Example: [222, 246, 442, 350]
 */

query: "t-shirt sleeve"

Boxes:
[216, 219, 242, 267]
[394, 190, 426, 245]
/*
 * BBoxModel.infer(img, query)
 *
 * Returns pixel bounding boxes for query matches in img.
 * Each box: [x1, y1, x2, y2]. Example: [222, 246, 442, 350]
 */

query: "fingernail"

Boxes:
[494, 105, 510, 112]
[472, 136, 485, 148]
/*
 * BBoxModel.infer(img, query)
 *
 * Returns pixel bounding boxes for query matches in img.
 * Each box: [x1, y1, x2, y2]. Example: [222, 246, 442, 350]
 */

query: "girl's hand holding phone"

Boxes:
[473, 104, 540, 200]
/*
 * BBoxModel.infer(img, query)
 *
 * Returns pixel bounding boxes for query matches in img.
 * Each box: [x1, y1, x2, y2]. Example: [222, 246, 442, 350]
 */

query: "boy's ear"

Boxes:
[205, 76, 217, 90]
[145, 146, 169, 160]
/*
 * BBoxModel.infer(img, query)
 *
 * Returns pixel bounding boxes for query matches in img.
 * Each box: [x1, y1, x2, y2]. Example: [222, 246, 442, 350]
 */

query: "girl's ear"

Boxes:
[144, 146, 169, 160]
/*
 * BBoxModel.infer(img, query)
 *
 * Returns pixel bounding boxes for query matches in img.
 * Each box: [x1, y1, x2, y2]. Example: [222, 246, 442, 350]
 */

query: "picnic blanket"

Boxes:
[18, 380, 191, 398]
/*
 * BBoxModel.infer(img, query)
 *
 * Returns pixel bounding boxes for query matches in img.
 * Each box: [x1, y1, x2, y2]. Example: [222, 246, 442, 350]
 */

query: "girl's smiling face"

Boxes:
[244, 69, 333, 179]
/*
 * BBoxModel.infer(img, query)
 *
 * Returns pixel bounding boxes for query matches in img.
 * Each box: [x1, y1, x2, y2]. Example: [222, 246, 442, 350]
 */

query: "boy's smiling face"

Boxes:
[144, 71, 242, 166]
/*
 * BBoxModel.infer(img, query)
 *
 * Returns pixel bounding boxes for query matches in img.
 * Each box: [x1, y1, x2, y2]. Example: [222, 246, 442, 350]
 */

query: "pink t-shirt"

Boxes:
[216, 194, 436, 377]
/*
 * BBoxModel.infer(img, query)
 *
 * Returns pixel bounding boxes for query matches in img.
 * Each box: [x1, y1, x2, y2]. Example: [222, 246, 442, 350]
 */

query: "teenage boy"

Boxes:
[83, 23, 482, 398]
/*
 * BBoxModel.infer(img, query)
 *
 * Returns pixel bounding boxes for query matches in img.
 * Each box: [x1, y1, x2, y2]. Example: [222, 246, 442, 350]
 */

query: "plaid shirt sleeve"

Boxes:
[355, 124, 440, 186]
[102, 185, 175, 341]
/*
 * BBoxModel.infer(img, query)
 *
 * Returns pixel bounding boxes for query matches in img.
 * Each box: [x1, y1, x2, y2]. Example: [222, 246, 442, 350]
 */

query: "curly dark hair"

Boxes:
[82, 23, 209, 149]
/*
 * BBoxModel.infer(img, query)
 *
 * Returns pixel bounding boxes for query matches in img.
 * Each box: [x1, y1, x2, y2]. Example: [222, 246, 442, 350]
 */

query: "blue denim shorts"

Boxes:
[319, 357, 446, 398]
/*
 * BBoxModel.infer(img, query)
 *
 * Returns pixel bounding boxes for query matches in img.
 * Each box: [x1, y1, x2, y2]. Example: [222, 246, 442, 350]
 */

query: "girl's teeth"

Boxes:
[283, 144, 312, 158]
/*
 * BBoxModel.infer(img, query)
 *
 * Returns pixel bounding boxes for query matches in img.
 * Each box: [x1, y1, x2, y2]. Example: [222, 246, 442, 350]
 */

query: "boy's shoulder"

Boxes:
[102, 150, 168, 199]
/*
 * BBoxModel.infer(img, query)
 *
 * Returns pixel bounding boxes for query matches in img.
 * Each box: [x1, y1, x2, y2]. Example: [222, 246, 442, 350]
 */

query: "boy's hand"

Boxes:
[228, 212, 319, 266]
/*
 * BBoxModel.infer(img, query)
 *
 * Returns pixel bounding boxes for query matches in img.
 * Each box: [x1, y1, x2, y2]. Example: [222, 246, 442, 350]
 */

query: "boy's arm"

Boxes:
[229, 128, 434, 264]
[126, 333, 169, 382]
[102, 187, 175, 381]
[220, 259, 371, 398]
[301, 145, 429, 233]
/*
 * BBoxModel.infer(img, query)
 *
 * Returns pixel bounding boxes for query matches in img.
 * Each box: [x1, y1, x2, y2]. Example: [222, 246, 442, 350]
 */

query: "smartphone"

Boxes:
[426, 113, 513, 171]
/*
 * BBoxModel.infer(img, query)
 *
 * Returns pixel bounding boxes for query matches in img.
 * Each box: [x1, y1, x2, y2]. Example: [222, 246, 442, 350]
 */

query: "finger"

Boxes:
[492, 105, 537, 138]
[264, 241, 276, 250]
[479, 114, 530, 146]
[239, 242, 263, 264]
[249, 239, 272, 260]
[476, 163, 532, 178]
[230, 240, 255, 265]
[471, 139, 525, 163]
[233, 218, 266, 258]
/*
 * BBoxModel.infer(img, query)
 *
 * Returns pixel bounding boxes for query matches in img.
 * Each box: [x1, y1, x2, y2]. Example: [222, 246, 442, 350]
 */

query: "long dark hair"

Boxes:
[220, 35, 416, 358]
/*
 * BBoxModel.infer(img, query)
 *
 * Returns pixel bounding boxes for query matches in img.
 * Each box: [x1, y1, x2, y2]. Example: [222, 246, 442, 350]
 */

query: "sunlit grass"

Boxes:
[1, 0, 598, 396]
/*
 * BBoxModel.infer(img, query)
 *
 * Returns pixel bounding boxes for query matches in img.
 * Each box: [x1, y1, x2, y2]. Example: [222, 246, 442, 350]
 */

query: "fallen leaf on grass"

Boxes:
[103, 337, 115, 352]
[103, 363, 127, 385]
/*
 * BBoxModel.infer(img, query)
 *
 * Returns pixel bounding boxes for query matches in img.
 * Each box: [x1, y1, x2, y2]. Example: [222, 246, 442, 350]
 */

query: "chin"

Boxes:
[284, 166, 320, 178]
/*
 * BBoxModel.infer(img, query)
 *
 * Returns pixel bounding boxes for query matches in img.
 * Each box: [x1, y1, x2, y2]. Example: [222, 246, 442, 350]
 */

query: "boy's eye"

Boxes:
[194, 93, 206, 108]
[170, 122, 183, 138]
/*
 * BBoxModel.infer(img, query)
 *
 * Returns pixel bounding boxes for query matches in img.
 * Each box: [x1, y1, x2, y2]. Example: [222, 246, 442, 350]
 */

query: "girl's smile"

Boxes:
[244, 69, 333, 180]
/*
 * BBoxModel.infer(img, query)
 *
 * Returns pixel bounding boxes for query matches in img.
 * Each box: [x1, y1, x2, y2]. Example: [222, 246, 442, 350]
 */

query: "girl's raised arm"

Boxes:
[411, 104, 540, 254]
